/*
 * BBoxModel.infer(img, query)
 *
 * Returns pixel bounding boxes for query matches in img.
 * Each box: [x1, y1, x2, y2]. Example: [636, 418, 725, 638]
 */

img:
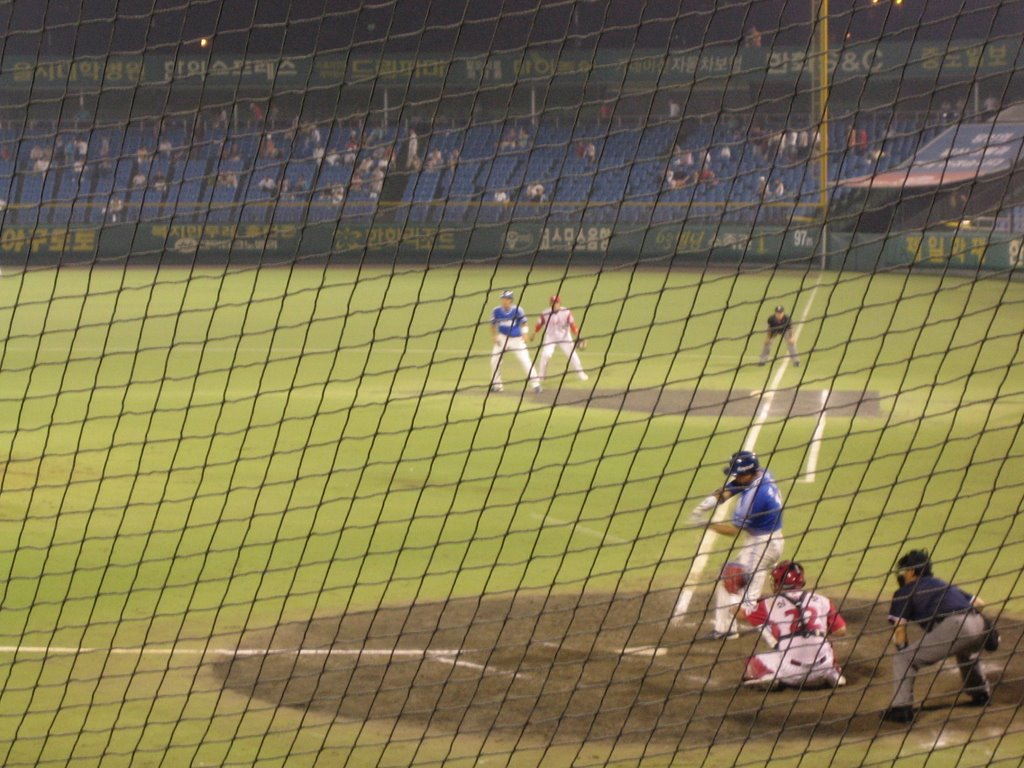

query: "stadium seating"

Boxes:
[0, 112, 942, 230]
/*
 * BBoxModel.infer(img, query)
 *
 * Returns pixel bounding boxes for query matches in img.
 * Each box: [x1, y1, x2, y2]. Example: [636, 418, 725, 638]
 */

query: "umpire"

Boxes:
[883, 549, 992, 723]
[759, 305, 800, 367]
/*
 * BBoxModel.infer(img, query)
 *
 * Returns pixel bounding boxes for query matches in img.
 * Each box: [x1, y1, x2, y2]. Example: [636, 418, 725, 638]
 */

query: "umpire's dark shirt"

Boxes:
[888, 576, 975, 630]
[767, 314, 790, 334]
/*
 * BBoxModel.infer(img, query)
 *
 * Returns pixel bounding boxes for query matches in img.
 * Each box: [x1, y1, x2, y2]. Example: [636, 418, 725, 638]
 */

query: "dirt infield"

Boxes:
[212, 588, 1021, 751]
[496, 385, 884, 419]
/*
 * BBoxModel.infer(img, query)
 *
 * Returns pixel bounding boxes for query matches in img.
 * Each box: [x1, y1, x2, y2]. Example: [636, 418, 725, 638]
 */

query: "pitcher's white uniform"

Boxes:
[534, 295, 588, 381]
[740, 589, 846, 689]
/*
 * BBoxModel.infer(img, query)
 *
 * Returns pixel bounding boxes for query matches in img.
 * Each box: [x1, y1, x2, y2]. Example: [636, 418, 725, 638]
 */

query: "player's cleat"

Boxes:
[533, 384, 542, 393]
[881, 705, 916, 724]
[701, 630, 739, 641]
[825, 671, 847, 688]
[490, 384, 503, 393]
[579, 373, 589, 381]
[792, 360, 800, 367]
[965, 692, 991, 707]
[759, 359, 767, 366]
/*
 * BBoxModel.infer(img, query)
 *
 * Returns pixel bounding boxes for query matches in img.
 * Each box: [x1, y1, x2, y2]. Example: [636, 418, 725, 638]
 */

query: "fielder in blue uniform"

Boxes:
[684, 450, 785, 640]
[489, 290, 541, 393]
[882, 550, 992, 723]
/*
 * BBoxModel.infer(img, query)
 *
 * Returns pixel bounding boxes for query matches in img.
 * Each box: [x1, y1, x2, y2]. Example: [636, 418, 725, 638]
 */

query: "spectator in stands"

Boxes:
[745, 25, 762, 47]
[329, 184, 345, 204]
[260, 134, 280, 160]
[368, 166, 385, 199]
[98, 138, 113, 174]
[132, 170, 148, 189]
[771, 179, 785, 198]
[448, 148, 460, 168]
[719, 144, 732, 164]
[0, 198, 6, 212]
[406, 129, 421, 170]
[344, 131, 359, 164]
[493, 190, 510, 205]
[797, 129, 811, 160]
[313, 144, 325, 165]
[697, 164, 717, 186]
[257, 176, 277, 193]
[152, 173, 167, 192]
[499, 128, 517, 150]
[33, 148, 51, 174]
[424, 148, 444, 171]
[217, 171, 238, 190]
[104, 196, 124, 223]
[517, 127, 529, 149]
[583, 142, 597, 163]
[525, 182, 547, 203]
[757, 175, 769, 198]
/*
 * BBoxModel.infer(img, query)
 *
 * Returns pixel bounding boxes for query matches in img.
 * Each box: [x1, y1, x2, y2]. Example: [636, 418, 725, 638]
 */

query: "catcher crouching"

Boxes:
[729, 560, 848, 690]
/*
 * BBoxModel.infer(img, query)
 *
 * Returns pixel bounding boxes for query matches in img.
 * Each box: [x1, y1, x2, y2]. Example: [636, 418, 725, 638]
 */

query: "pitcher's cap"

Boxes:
[775, 305, 785, 312]
[500, 290, 514, 299]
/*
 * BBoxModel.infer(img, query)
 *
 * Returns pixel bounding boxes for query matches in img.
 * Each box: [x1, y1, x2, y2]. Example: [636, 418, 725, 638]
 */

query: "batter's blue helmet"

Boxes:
[724, 450, 760, 476]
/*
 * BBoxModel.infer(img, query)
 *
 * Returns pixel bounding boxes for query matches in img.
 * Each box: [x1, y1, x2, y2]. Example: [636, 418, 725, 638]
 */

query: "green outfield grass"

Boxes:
[1, 263, 1022, 767]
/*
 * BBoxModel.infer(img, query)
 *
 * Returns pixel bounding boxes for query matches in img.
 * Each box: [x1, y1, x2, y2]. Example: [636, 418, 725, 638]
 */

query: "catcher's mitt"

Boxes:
[720, 562, 749, 595]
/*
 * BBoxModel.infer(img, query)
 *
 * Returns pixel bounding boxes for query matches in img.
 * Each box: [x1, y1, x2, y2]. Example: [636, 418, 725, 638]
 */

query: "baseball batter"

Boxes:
[489, 290, 542, 393]
[686, 450, 785, 640]
[760, 305, 800, 366]
[737, 561, 847, 690]
[533, 295, 588, 383]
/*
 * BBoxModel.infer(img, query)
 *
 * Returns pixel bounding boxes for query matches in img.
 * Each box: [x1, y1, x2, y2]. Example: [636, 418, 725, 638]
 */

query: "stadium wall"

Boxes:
[1, 220, 1019, 272]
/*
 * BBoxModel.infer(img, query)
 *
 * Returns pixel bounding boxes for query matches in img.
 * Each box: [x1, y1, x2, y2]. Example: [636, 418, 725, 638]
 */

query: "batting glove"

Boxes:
[687, 495, 718, 526]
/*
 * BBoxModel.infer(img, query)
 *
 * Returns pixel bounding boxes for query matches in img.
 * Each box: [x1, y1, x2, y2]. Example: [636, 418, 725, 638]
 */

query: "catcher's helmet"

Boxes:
[896, 549, 933, 577]
[724, 450, 760, 476]
[772, 560, 806, 591]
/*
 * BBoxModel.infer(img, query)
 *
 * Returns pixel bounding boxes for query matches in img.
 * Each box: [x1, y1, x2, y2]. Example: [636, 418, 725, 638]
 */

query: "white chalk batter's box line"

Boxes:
[0, 643, 669, 678]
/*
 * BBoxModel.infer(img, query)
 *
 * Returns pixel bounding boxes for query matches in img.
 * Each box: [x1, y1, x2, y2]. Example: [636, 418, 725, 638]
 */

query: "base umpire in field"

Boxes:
[883, 549, 992, 724]
[759, 305, 799, 367]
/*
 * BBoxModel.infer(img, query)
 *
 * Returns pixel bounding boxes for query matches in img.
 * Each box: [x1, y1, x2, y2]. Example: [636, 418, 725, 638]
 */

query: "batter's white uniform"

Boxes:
[535, 306, 588, 381]
[740, 589, 846, 689]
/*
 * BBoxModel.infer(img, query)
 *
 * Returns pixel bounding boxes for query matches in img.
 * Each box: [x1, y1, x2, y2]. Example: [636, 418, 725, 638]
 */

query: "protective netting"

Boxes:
[1, 1, 1022, 766]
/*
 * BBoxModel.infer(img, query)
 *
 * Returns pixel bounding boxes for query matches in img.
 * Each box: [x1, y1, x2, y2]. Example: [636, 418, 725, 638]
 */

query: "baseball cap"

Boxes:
[500, 290, 514, 299]
[550, 294, 561, 304]
[774, 305, 785, 312]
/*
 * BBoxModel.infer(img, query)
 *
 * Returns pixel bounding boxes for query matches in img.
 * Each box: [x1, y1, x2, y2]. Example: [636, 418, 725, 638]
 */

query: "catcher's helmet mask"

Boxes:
[772, 560, 806, 591]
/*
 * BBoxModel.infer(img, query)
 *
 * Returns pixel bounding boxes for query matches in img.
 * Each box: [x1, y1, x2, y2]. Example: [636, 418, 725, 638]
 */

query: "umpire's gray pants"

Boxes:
[891, 610, 990, 707]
